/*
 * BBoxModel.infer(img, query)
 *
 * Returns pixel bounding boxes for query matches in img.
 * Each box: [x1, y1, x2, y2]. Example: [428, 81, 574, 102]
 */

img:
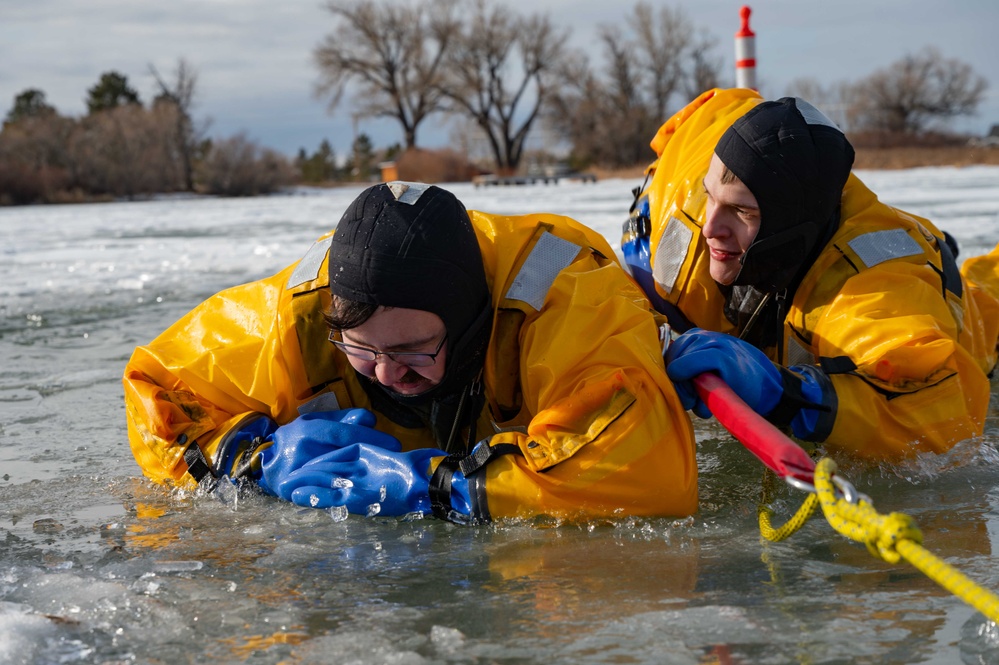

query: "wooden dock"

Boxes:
[472, 172, 597, 187]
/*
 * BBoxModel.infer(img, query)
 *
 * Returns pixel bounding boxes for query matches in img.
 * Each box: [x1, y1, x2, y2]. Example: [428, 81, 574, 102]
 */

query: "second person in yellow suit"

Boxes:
[622, 88, 999, 462]
[124, 182, 697, 522]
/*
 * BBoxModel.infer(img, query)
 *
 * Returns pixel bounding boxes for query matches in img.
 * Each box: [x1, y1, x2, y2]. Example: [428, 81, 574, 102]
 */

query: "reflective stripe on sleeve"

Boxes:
[847, 229, 922, 268]
[652, 216, 693, 294]
[505, 231, 583, 311]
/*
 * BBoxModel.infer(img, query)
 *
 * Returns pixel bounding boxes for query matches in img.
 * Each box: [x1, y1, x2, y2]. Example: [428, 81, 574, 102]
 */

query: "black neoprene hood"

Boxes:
[328, 182, 493, 405]
[328, 182, 490, 343]
[714, 97, 855, 291]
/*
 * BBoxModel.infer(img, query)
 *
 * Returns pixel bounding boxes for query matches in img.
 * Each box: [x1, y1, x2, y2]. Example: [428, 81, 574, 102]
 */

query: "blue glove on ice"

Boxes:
[252, 409, 403, 501]
[275, 443, 472, 516]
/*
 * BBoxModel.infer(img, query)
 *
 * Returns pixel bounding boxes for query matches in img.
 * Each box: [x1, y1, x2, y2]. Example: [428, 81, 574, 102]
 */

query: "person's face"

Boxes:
[702, 153, 762, 285]
[336, 306, 448, 396]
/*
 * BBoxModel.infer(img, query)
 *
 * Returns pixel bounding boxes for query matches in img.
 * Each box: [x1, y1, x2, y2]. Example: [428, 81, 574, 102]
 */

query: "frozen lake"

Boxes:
[2, 167, 999, 664]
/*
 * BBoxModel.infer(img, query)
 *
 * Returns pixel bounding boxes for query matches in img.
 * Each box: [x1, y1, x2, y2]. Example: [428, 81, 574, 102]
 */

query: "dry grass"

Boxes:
[852, 145, 999, 170]
[585, 145, 999, 181]
[395, 147, 482, 183]
[587, 164, 649, 180]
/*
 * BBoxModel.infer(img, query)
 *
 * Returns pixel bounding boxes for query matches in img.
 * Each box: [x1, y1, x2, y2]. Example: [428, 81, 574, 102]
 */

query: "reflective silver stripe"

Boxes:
[286, 236, 334, 289]
[298, 391, 341, 415]
[387, 181, 431, 204]
[505, 232, 583, 311]
[848, 229, 922, 268]
[652, 216, 693, 294]
[786, 335, 815, 367]
[794, 98, 840, 130]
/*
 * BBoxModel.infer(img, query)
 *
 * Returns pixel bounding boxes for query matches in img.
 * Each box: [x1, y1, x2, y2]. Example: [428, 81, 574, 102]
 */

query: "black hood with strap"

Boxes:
[328, 182, 493, 449]
[715, 97, 855, 293]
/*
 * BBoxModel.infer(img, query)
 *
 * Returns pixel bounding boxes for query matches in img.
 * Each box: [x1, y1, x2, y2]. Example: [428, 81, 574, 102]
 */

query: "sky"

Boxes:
[3, 0, 998, 160]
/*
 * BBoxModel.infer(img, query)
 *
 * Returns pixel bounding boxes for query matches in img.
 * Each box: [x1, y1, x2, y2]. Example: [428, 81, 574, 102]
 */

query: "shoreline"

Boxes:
[588, 145, 999, 181]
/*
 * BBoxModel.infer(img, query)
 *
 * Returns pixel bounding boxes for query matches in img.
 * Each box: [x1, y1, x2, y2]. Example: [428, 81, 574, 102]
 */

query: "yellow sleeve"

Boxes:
[812, 262, 990, 460]
[477, 254, 698, 520]
[122, 268, 305, 486]
[961, 242, 999, 363]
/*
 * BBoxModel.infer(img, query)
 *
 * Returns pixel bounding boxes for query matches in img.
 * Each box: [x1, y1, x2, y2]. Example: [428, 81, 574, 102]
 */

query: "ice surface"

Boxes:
[1, 169, 998, 663]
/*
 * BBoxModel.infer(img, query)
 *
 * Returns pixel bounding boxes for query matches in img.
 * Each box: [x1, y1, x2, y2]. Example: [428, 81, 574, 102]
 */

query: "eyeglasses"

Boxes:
[328, 330, 447, 368]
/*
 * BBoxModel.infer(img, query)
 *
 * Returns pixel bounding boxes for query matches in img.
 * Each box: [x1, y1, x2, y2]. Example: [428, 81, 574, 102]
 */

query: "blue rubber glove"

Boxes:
[665, 329, 784, 419]
[275, 443, 472, 516]
[254, 409, 403, 500]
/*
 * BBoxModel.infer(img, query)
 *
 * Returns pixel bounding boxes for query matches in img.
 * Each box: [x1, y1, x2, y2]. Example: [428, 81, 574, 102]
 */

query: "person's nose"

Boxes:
[373, 355, 408, 385]
[703, 202, 729, 240]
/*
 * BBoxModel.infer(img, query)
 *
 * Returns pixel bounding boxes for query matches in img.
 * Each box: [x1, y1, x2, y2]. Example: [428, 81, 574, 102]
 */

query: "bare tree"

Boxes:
[684, 29, 724, 99]
[70, 104, 176, 198]
[150, 58, 202, 191]
[545, 2, 722, 168]
[785, 77, 855, 131]
[438, 0, 568, 173]
[313, 0, 458, 149]
[592, 26, 659, 166]
[0, 111, 75, 204]
[196, 133, 296, 196]
[851, 47, 987, 134]
[628, 3, 690, 120]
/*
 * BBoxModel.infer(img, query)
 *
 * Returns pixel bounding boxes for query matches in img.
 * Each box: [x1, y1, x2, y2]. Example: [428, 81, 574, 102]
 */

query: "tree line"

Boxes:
[1, 0, 989, 205]
[0, 63, 301, 205]
[318, 0, 988, 168]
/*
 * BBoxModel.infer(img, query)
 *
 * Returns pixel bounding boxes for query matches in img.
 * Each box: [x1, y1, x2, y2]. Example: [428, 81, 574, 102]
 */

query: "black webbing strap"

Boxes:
[429, 441, 524, 523]
[767, 366, 832, 429]
[182, 439, 219, 493]
[429, 455, 463, 522]
[937, 231, 963, 300]
[459, 442, 522, 476]
[820, 356, 857, 375]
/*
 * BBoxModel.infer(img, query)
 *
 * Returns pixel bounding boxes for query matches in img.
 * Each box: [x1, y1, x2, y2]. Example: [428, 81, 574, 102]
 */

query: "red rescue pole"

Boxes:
[735, 5, 757, 90]
[694, 373, 815, 483]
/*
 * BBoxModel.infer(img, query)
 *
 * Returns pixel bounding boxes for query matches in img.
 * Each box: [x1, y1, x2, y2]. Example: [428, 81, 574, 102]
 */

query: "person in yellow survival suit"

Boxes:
[124, 182, 697, 522]
[621, 88, 999, 461]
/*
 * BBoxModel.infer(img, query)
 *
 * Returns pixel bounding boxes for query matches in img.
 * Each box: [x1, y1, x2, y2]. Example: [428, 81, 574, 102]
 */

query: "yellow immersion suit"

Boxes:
[637, 87, 999, 460]
[124, 211, 698, 521]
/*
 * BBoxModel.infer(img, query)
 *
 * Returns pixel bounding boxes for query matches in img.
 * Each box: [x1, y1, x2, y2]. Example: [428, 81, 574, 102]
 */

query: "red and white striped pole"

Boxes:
[735, 5, 757, 90]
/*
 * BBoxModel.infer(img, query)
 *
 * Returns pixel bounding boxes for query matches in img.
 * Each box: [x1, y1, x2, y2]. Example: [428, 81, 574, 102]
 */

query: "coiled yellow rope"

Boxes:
[760, 456, 999, 623]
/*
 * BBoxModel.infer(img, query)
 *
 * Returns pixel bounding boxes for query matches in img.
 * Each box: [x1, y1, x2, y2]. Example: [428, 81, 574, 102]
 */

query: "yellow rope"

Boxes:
[759, 491, 818, 542]
[811, 457, 999, 623]
[758, 467, 819, 542]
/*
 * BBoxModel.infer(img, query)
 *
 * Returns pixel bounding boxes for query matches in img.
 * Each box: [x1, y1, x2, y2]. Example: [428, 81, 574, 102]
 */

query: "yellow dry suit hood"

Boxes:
[715, 97, 855, 292]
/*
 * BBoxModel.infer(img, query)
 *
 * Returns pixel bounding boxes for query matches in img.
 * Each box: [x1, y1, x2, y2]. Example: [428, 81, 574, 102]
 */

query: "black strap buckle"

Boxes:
[429, 455, 463, 521]
[183, 442, 219, 493]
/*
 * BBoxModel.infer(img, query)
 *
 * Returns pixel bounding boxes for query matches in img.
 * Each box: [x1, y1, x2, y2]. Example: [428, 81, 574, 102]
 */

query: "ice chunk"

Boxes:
[152, 561, 204, 573]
